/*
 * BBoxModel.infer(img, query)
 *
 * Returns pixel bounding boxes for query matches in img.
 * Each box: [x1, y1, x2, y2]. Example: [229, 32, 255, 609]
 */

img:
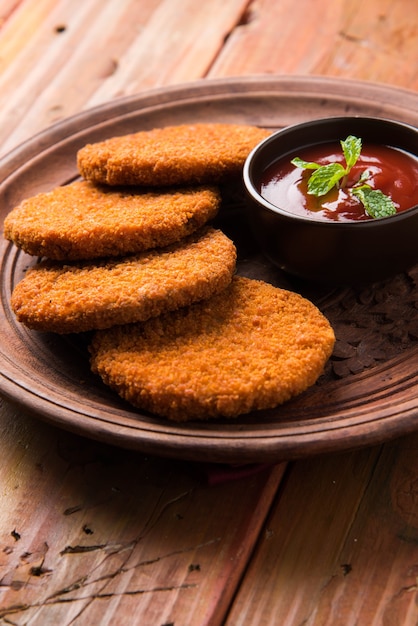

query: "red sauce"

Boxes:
[259, 142, 418, 222]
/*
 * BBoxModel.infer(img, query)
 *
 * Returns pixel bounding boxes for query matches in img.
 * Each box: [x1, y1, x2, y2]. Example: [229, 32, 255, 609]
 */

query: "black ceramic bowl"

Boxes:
[243, 116, 418, 284]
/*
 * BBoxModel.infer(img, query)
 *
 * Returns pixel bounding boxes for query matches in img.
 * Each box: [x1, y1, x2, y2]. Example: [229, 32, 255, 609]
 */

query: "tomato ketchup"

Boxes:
[259, 143, 418, 222]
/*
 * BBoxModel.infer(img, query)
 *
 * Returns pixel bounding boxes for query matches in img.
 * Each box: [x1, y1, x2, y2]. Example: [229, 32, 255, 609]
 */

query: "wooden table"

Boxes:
[0, 1, 417, 624]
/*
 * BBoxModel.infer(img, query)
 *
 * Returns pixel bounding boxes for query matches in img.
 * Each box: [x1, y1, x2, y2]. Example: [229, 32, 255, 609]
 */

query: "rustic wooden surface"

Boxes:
[0, 1, 417, 624]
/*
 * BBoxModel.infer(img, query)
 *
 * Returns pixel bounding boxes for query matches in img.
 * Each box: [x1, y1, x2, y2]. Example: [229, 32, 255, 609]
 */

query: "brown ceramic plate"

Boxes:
[1, 76, 417, 464]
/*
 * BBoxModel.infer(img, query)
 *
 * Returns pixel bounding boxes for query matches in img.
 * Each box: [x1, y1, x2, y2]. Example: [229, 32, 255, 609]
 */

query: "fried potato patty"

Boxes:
[77, 123, 271, 187]
[11, 227, 236, 334]
[89, 276, 335, 421]
[4, 181, 220, 260]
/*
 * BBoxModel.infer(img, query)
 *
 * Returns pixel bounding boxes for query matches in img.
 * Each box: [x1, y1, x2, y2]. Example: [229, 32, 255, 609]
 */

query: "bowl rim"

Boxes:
[243, 115, 418, 227]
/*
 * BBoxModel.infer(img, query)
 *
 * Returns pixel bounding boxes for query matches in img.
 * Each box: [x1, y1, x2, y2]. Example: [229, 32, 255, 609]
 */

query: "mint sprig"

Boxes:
[291, 135, 397, 218]
[351, 185, 397, 219]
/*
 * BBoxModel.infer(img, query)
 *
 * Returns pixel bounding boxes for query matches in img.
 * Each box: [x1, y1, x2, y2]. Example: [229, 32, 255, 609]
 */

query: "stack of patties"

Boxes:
[4, 123, 335, 421]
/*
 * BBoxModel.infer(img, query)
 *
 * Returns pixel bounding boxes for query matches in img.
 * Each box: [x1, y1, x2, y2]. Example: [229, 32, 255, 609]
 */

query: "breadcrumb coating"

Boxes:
[90, 276, 335, 421]
[4, 181, 220, 260]
[11, 227, 236, 333]
[77, 123, 271, 187]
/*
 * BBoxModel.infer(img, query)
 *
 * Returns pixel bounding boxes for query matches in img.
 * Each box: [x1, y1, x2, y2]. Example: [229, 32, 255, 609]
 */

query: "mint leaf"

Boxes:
[352, 186, 397, 218]
[341, 135, 362, 170]
[290, 157, 321, 170]
[307, 162, 346, 196]
[357, 169, 371, 185]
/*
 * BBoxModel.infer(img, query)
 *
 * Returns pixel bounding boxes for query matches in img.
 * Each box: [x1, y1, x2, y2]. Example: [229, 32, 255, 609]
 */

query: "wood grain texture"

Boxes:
[0, 400, 286, 625]
[209, 0, 418, 89]
[226, 434, 418, 625]
[1, 0, 416, 155]
[0, 0, 250, 156]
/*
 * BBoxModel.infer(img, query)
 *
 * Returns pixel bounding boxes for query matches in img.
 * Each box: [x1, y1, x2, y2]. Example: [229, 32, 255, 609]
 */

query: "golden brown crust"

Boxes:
[4, 181, 220, 260]
[89, 276, 335, 421]
[11, 227, 236, 334]
[77, 123, 271, 187]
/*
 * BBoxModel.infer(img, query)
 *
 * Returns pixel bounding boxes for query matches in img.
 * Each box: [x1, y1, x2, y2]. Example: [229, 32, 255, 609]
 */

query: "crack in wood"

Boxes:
[59, 543, 108, 555]
[339, 30, 365, 43]
[204, 0, 258, 76]
[0, 482, 217, 624]
[392, 575, 418, 598]
[140, 490, 193, 538]
[59, 490, 193, 558]
[53, 538, 221, 599]
[53, 582, 198, 603]
[63, 505, 83, 516]
[0, 583, 197, 621]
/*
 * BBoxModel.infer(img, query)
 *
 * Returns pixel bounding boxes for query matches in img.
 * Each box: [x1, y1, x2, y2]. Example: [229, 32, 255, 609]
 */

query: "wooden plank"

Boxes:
[0, 0, 162, 155]
[314, 0, 418, 89]
[209, 0, 418, 89]
[0, 0, 250, 156]
[0, 399, 286, 625]
[0, 0, 55, 66]
[0, 0, 23, 30]
[319, 435, 418, 626]
[85, 0, 251, 103]
[224, 434, 418, 625]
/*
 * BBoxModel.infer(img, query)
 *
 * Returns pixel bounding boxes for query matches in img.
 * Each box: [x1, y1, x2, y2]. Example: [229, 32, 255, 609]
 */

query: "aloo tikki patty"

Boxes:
[10, 227, 236, 334]
[89, 276, 335, 421]
[77, 123, 271, 187]
[4, 181, 220, 260]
